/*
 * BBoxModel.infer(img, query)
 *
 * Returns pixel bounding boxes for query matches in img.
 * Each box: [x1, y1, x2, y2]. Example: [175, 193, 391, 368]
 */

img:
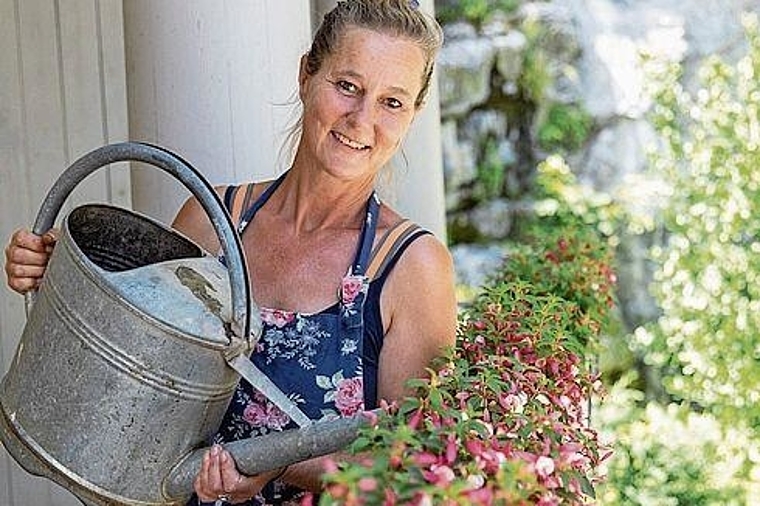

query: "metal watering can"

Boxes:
[0, 143, 368, 506]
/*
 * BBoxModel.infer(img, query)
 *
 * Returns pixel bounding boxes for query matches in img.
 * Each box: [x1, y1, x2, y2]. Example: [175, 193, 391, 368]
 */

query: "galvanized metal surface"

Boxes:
[164, 411, 373, 498]
[26, 142, 254, 342]
[1, 143, 253, 505]
[1, 204, 243, 505]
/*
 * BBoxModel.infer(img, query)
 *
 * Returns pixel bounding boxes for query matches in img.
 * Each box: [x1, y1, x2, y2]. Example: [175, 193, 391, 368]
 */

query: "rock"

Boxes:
[451, 243, 508, 289]
[438, 37, 496, 117]
[493, 31, 528, 87]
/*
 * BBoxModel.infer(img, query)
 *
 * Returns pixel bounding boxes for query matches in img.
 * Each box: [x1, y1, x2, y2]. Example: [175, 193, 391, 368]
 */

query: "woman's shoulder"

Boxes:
[220, 178, 282, 219]
[171, 179, 274, 250]
[375, 206, 453, 277]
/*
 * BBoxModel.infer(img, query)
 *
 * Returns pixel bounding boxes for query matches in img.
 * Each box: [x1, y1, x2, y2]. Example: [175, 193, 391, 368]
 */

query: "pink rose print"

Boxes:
[243, 398, 291, 430]
[242, 403, 268, 426]
[340, 275, 367, 306]
[260, 307, 295, 328]
[334, 376, 364, 416]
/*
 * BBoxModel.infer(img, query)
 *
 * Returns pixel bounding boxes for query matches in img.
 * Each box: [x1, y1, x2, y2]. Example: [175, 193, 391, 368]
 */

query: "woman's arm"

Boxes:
[170, 186, 229, 253]
[377, 233, 458, 400]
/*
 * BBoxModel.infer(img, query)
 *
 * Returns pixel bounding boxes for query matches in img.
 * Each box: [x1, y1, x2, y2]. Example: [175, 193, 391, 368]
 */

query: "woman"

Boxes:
[4, 1, 456, 504]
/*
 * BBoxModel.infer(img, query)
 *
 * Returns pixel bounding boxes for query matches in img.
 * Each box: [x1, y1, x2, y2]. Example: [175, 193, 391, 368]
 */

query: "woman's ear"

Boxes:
[298, 54, 309, 101]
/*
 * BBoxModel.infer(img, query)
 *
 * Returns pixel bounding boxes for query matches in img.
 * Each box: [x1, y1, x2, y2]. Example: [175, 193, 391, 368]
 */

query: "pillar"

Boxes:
[123, 1, 312, 223]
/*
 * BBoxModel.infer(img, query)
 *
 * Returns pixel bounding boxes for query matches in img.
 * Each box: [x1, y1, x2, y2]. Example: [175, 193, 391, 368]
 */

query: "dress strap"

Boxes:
[349, 193, 381, 277]
[366, 220, 429, 280]
[237, 171, 289, 233]
[224, 183, 256, 226]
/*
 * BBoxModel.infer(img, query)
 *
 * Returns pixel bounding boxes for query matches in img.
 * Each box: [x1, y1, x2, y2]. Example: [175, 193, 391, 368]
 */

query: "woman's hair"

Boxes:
[306, 0, 443, 109]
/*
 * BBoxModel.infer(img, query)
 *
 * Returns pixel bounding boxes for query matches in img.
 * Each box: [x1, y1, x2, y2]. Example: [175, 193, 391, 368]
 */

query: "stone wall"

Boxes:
[439, 0, 759, 332]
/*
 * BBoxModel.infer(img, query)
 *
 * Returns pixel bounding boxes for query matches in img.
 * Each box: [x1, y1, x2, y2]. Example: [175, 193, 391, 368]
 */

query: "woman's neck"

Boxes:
[269, 165, 375, 235]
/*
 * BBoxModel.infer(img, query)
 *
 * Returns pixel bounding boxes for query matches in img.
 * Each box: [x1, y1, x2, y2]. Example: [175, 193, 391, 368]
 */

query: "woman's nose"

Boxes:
[347, 97, 375, 126]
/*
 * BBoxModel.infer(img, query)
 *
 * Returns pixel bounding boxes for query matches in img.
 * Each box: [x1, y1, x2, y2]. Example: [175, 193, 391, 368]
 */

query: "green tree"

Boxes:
[598, 12, 760, 506]
[639, 12, 760, 426]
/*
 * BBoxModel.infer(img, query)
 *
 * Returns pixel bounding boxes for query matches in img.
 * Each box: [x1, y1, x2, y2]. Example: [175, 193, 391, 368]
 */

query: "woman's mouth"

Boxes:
[332, 131, 370, 151]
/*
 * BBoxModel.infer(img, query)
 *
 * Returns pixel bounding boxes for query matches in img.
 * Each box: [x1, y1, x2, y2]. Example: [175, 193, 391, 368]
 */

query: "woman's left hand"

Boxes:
[194, 444, 277, 504]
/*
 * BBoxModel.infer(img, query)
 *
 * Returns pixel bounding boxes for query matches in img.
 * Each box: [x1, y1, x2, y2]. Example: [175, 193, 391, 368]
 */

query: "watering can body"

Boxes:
[0, 143, 254, 506]
[1, 205, 243, 505]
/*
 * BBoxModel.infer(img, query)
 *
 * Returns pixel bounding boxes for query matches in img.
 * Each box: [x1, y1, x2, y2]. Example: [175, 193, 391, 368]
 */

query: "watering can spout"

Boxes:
[163, 411, 375, 498]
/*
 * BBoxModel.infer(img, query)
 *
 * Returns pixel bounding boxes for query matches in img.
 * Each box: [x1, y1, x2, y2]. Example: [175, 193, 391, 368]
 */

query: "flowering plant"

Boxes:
[315, 280, 609, 505]
[314, 157, 615, 505]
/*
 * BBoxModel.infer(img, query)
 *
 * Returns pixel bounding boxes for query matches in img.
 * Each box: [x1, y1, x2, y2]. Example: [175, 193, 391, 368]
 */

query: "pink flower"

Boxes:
[422, 464, 455, 486]
[358, 477, 378, 492]
[242, 403, 268, 426]
[242, 398, 290, 430]
[412, 452, 440, 467]
[334, 376, 364, 416]
[265, 401, 291, 429]
[535, 455, 556, 479]
[260, 307, 295, 328]
[463, 486, 493, 505]
[536, 492, 560, 506]
[340, 274, 367, 305]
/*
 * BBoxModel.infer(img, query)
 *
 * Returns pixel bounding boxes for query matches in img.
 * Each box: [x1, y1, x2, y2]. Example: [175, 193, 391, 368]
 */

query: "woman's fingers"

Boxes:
[220, 451, 243, 493]
[4, 229, 56, 293]
[195, 445, 224, 501]
[194, 445, 267, 504]
[10, 229, 48, 253]
[41, 229, 59, 251]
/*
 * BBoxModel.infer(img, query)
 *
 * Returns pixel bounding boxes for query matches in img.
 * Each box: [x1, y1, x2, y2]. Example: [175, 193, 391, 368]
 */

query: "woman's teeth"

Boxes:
[334, 131, 369, 150]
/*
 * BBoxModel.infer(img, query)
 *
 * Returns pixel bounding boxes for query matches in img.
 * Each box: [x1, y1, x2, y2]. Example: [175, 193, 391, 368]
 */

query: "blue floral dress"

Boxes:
[210, 173, 381, 505]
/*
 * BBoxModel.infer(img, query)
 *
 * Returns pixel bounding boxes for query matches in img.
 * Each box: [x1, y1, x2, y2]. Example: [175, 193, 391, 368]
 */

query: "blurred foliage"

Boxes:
[537, 103, 594, 154]
[475, 137, 508, 200]
[517, 17, 553, 104]
[598, 12, 760, 505]
[499, 155, 624, 348]
[436, 0, 520, 27]
[596, 374, 760, 505]
[638, 11, 760, 426]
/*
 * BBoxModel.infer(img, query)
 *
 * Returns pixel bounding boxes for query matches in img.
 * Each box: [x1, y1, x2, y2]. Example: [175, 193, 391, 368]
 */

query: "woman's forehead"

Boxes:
[325, 27, 426, 89]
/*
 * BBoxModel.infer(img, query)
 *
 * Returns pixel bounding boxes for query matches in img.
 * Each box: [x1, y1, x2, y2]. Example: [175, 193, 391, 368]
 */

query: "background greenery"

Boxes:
[596, 13, 760, 504]
[436, 2, 760, 504]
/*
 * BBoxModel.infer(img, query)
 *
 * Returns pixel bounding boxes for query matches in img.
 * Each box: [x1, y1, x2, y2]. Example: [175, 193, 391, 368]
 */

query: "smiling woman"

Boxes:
[3, 1, 453, 505]
[297, 27, 426, 183]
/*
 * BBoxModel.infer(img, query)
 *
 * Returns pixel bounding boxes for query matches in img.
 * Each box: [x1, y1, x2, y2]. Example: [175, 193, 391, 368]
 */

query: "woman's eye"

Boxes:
[384, 97, 403, 110]
[337, 80, 359, 95]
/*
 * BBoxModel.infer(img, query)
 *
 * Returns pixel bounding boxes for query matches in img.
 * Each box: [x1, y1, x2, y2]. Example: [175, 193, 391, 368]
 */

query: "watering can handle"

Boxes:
[24, 141, 253, 342]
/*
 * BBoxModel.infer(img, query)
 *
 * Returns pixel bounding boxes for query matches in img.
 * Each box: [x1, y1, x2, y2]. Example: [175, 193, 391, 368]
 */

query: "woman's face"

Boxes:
[298, 27, 426, 182]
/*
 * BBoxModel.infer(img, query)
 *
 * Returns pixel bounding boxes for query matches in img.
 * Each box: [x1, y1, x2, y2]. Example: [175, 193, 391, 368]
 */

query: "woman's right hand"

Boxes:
[4, 229, 58, 294]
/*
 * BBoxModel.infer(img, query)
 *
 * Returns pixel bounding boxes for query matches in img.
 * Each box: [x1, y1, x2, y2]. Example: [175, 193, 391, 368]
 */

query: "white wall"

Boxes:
[0, 1, 129, 505]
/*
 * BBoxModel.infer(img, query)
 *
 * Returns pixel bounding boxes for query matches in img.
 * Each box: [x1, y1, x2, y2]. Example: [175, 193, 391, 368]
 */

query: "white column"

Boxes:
[312, 0, 447, 239]
[123, 1, 312, 223]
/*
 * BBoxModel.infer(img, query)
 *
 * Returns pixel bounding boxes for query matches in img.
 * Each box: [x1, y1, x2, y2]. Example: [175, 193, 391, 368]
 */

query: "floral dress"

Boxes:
[209, 173, 381, 505]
